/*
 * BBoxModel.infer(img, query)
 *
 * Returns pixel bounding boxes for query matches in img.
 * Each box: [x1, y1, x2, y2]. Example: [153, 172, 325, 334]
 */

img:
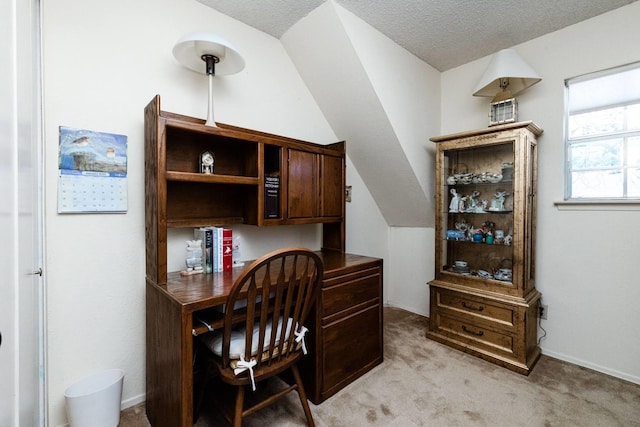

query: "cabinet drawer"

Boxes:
[322, 270, 380, 318]
[433, 312, 518, 359]
[322, 304, 382, 398]
[435, 288, 516, 329]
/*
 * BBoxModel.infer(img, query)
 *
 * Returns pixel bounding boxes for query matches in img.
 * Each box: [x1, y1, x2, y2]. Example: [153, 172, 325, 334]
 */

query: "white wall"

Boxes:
[335, 3, 440, 315]
[440, 2, 640, 383]
[335, 4, 440, 208]
[281, 2, 440, 315]
[41, 0, 373, 425]
[343, 155, 390, 294]
[282, 2, 434, 228]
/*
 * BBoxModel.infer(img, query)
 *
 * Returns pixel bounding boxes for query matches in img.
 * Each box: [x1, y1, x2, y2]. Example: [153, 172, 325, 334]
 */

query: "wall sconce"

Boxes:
[473, 49, 541, 126]
[173, 32, 245, 127]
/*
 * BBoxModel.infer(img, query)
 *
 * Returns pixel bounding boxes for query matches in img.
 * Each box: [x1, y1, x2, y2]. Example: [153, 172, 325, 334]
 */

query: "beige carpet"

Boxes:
[121, 307, 640, 426]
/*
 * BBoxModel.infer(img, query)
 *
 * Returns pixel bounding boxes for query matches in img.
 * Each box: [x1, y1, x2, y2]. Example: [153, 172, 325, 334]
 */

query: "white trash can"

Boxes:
[64, 369, 124, 427]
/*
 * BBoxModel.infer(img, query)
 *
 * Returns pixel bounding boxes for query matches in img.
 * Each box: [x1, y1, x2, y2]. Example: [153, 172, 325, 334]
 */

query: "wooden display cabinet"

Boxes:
[427, 121, 542, 375]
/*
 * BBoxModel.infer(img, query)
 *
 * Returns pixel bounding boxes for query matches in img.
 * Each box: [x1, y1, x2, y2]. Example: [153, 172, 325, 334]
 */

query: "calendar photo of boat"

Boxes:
[59, 126, 127, 174]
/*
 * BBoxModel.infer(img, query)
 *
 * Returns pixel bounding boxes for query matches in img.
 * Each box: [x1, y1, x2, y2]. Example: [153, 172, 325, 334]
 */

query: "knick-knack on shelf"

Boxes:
[490, 190, 509, 211]
[181, 239, 204, 276]
[449, 189, 461, 212]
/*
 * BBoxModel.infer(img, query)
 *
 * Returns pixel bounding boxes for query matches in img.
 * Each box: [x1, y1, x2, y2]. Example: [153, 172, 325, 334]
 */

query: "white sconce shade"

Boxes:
[173, 32, 245, 126]
[473, 49, 541, 102]
[173, 32, 245, 76]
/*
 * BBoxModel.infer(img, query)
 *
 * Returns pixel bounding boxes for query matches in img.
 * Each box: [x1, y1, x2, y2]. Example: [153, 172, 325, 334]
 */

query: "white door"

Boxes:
[0, 0, 45, 425]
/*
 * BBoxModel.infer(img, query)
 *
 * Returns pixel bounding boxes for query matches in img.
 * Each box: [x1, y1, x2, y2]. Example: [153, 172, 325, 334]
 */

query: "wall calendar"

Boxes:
[57, 126, 128, 213]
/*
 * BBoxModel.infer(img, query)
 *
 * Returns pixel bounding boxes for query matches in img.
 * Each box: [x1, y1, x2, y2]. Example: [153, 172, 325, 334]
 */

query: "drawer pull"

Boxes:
[462, 325, 484, 336]
[461, 301, 484, 312]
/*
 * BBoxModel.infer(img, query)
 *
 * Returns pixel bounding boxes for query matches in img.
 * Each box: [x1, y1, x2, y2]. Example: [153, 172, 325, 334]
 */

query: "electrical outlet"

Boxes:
[539, 304, 548, 320]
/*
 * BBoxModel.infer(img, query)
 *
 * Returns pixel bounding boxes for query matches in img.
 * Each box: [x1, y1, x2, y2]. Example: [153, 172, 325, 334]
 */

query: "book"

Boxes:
[211, 226, 220, 273]
[194, 227, 213, 274]
[218, 227, 224, 272]
[222, 228, 233, 271]
[264, 175, 280, 219]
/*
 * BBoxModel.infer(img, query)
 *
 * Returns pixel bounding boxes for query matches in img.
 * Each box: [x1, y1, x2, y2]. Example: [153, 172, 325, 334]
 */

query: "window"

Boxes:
[565, 62, 640, 201]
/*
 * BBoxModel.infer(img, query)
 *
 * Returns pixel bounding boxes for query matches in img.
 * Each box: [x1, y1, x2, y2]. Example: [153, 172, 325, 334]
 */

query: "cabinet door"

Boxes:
[437, 140, 521, 295]
[287, 149, 317, 218]
[321, 304, 382, 398]
[319, 154, 343, 218]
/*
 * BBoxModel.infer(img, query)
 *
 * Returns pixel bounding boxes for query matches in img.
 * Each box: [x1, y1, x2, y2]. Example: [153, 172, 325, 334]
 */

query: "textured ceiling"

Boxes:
[198, 0, 637, 71]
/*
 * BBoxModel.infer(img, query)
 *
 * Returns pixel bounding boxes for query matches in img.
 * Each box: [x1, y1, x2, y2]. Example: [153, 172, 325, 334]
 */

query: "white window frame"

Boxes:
[562, 62, 640, 208]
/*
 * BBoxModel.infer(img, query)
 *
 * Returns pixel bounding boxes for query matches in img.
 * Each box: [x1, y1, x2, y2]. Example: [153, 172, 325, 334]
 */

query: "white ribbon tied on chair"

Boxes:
[294, 325, 309, 355]
[234, 355, 257, 391]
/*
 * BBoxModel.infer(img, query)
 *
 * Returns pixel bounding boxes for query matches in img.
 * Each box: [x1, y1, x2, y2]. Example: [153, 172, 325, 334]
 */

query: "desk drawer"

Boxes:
[433, 312, 518, 359]
[434, 288, 516, 330]
[321, 269, 380, 318]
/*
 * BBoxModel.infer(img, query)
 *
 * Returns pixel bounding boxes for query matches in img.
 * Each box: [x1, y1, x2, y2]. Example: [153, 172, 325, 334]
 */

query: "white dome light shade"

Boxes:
[173, 32, 245, 76]
[473, 49, 541, 99]
[172, 32, 245, 127]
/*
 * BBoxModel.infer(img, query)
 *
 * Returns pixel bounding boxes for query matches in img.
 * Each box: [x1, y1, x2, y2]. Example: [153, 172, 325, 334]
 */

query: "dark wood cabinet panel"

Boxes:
[287, 149, 345, 221]
[319, 154, 344, 218]
[300, 254, 383, 404]
[287, 149, 316, 218]
[145, 280, 190, 427]
[286, 148, 344, 221]
[322, 268, 380, 318]
[321, 304, 382, 398]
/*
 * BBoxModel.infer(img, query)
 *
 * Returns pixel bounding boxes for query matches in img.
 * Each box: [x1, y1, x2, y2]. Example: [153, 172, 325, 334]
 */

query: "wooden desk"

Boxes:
[145, 250, 382, 427]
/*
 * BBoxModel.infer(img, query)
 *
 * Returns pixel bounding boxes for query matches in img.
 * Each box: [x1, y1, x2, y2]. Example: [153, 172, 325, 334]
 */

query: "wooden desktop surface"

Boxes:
[161, 250, 380, 309]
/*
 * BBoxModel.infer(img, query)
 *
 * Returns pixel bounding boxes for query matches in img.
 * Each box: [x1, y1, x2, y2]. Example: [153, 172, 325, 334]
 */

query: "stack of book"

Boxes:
[193, 227, 233, 273]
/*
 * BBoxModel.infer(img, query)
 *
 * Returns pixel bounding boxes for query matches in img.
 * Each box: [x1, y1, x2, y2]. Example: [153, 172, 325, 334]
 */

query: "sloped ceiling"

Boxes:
[281, 3, 437, 227]
[195, 0, 637, 227]
[197, 0, 637, 71]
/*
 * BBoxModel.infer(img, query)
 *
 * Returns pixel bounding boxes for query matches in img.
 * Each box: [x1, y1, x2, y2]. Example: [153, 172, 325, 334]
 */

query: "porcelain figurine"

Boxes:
[467, 190, 481, 212]
[449, 189, 461, 212]
[490, 190, 509, 211]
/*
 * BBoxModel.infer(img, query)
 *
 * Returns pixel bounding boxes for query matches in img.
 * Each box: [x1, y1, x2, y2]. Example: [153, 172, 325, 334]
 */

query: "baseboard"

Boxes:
[121, 392, 146, 410]
[540, 349, 640, 385]
[383, 302, 428, 318]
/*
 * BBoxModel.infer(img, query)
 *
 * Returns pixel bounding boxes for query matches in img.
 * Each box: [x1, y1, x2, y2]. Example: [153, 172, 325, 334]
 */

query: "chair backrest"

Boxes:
[220, 247, 323, 370]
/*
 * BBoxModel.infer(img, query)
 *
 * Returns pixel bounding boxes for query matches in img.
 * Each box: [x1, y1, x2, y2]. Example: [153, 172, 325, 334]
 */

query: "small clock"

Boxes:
[489, 98, 517, 126]
[200, 151, 215, 174]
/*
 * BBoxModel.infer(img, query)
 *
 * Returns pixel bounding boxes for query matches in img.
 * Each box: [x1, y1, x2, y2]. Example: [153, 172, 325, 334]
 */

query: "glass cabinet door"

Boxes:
[440, 141, 516, 286]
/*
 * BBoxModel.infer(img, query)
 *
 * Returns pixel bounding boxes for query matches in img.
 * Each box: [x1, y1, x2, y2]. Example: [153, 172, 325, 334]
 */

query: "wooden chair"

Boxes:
[198, 247, 322, 427]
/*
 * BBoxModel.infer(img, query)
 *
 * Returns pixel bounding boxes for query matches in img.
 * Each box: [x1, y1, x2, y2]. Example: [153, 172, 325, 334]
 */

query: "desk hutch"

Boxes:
[144, 95, 383, 426]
